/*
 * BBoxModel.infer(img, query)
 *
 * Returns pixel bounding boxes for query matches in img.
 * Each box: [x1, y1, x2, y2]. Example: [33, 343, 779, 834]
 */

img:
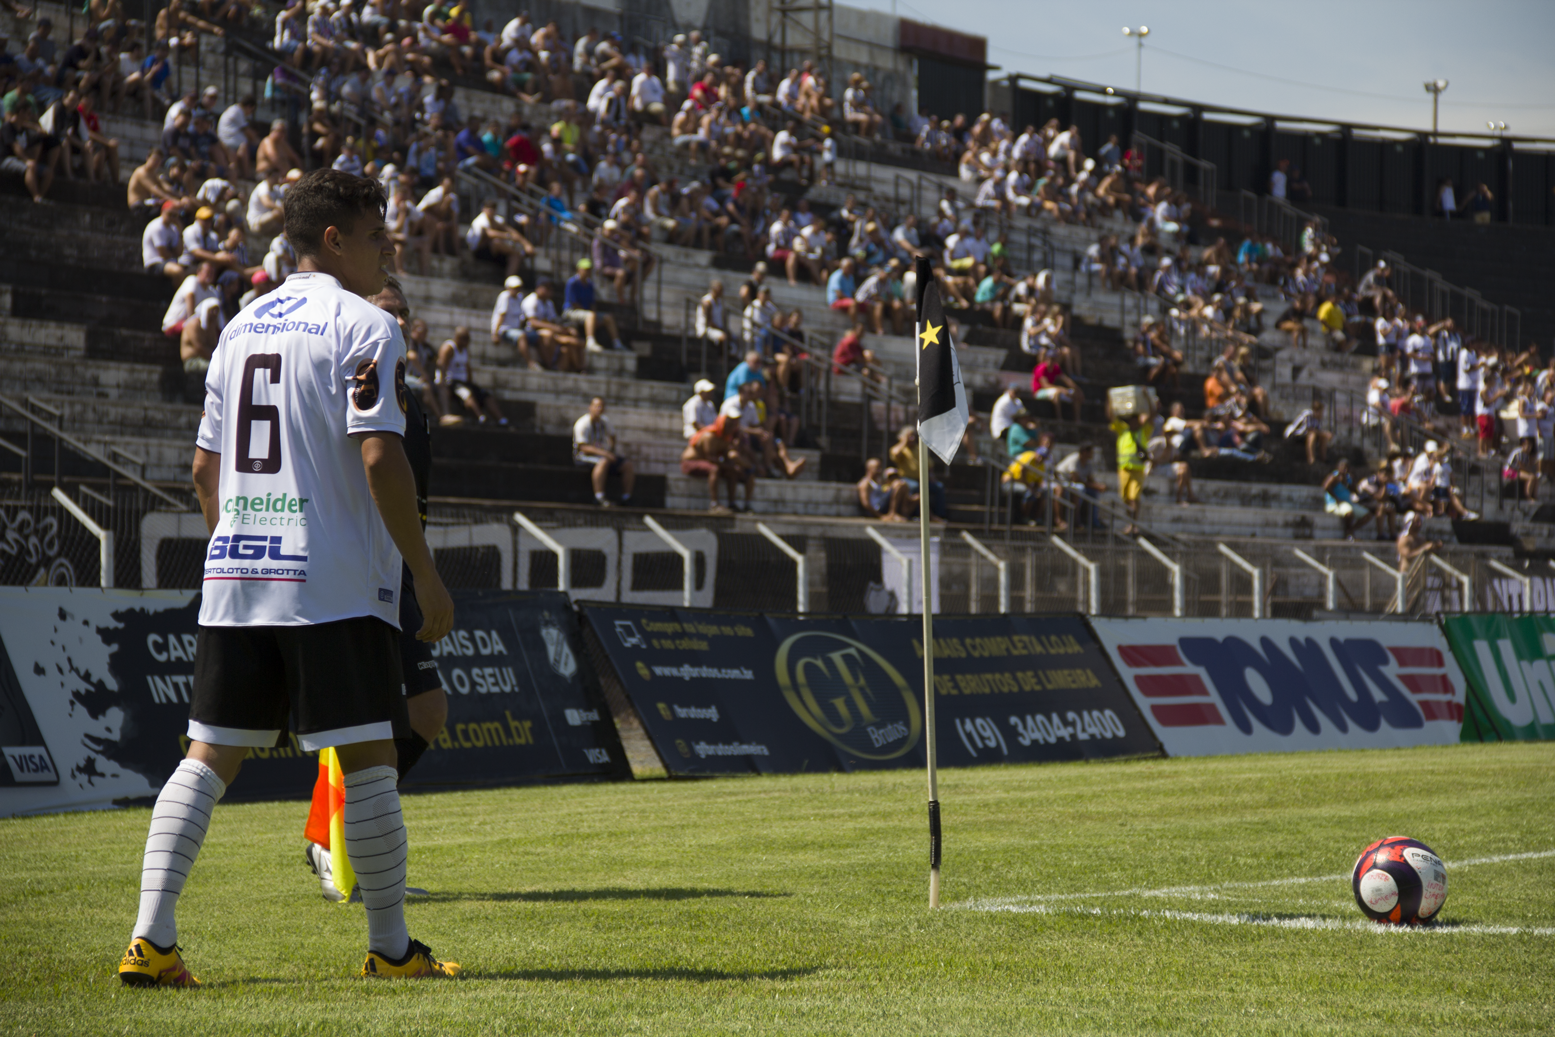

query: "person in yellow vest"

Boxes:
[1107, 394, 1156, 536]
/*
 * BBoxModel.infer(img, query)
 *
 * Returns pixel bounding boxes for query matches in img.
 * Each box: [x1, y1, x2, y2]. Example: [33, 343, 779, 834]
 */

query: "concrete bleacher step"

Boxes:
[663, 474, 858, 517]
[0, 394, 203, 440]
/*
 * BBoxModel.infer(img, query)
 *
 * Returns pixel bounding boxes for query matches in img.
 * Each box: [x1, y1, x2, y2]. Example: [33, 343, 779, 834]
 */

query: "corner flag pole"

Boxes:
[919, 430, 941, 910]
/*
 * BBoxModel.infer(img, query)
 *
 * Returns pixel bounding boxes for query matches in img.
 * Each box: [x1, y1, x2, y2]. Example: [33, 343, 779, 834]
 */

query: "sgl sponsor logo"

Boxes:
[774, 631, 921, 760]
[204, 534, 308, 581]
[1113, 634, 1462, 737]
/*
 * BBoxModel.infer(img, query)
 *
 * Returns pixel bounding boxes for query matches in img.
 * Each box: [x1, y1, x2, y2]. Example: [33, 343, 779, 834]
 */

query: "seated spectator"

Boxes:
[725, 349, 766, 401]
[720, 377, 805, 480]
[831, 323, 880, 382]
[216, 93, 258, 179]
[825, 257, 858, 316]
[856, 458, 911, 521]
[141, 201, 186, 281]
[1031, 356, 1082, 424]
[1003, 432, 1063, 529]
[466, 198, 534, 277]
[1354, 464, 1400, 541]
[436, 325, 508, 426]
[1285, 398, 1333, 465]
[989, 384, 1034, 453]
[255, 118, 303, 177]
[160, 262, 230, 371]
[1, 80, 61, 204]
[521, 278, 584, 372]
[681, 413, 751, 514]
[683, 378, 719, 439]
[1055, 444, 1107, 529]
[743, 284, 778, 355]
[574, 396, 635, 507]
[562, 258, 624, 352]
[695, 278, 731, 352]
[592, 218, 648, 308]
[127, 147, 182, 218]
[889, 426, 947, 521]
[856, 259, 905, 336]
[245, 166, 287, 236]
[1323, 459, 1373, 541]
[1503, 441, 1538, 501]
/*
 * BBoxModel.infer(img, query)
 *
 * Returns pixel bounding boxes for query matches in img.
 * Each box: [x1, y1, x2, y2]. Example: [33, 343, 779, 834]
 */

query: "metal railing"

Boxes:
[1238, 189, 1328, 256]
[0, 395, 191, 511]
[1133, 132, 1218, 207]
[1354, 244, 1519, 350]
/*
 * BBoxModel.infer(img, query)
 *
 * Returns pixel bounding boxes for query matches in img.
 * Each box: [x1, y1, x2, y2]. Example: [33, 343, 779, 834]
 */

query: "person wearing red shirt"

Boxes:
[831, 322, 880, 382]
[1032, 358, 1083, 423]
[503, 125, 540, 187]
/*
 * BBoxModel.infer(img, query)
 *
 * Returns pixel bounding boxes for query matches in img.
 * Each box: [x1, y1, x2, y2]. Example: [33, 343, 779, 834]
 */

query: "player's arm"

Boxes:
[193, 447, 222, 533]
[357, 431, 453, 643]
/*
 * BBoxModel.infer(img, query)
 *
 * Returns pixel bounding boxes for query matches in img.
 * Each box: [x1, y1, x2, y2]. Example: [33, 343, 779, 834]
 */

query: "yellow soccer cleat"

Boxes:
[118, 938, 201, 988]
[361, 938, 461, 979]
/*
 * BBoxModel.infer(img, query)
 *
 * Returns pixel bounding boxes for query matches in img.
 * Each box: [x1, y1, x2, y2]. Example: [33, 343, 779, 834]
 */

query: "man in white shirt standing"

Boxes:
[118, 169, 457, 988]
[1455, 338, 1481, 439]
[1402, 317, 1435, 400]
[574, 396, 635, 506]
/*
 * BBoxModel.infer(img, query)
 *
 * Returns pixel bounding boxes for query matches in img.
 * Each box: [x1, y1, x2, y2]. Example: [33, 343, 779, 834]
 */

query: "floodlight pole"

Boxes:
[644, 515, 693, 607]
[513, 510, 569, 596]
[756, 521, 807, 613]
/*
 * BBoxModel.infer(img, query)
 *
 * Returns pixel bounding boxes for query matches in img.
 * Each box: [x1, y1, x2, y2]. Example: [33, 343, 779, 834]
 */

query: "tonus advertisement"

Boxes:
[1441, 615, 1555, 742]
[581, 605, 1158, 776]
[1089, 618, 1467, 757]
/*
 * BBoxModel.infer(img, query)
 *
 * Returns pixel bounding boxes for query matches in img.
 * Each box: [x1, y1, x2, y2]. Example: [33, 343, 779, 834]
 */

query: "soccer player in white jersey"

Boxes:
[118, 169, 458, 987]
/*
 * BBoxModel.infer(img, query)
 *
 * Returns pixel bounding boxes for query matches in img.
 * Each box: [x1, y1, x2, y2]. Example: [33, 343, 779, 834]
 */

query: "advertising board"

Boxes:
[582, 605, 1159, 775]
[0, 588, 625, 816]
[1441, 615, 1555, 742]
[1089, 618, 1465, 757]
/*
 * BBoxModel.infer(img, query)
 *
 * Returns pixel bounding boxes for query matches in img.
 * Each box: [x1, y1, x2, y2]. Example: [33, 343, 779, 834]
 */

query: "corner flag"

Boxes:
[303, 748, 357, 902]
[914, 258, 970, 464]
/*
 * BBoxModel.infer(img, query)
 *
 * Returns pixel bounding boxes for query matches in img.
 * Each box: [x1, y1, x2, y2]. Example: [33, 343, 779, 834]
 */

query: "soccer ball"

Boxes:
[1351, 836, 1448, 925]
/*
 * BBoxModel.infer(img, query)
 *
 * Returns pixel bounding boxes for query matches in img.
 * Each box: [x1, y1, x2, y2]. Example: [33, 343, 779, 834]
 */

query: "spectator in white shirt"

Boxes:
[683, 379, 719, 439]
[245, 167, 286, 236]
[574, 396, 636, 506]
[629, 65, 667, 124]
[1270, 157, 1289, 200]
[696, 279, 731, 350]
[142, 202, 186, 281]
[990, 384, 1029, 444]
[161, 262, 225, 371]
[521, 279, 584, 372]
[770, 120, 811, 183]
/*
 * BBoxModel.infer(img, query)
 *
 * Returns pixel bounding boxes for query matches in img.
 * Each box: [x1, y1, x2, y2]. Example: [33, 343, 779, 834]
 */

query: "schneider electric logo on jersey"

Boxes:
[222, 492, 311, 526]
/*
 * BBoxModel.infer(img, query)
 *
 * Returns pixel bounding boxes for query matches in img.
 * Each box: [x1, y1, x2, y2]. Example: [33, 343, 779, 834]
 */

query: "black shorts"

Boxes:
[398, 564, 443, 698]
[189, 615, 410, 751]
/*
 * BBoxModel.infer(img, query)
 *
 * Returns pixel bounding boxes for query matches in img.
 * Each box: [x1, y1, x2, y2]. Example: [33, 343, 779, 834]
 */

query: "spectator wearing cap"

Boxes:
[574, 396, 635, 507]
[141, 200, 186, 281]
[180, 205, 237, 272]
[466, 198, 534, 278]
[237, 269, 275, 310]
[491, 274, 551, 371]
[563, 258, 624, 353]
[683, 378, 719, 439]
[681, 413, 750, 514]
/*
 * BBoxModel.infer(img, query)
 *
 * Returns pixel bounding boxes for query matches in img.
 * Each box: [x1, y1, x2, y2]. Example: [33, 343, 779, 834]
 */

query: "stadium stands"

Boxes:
[1, 0, 1551, 603]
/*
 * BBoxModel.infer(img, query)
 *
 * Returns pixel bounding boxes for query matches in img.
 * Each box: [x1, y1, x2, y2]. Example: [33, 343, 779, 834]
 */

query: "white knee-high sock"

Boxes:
[343, 765, 409, 959]
[133, 758, 227, 949]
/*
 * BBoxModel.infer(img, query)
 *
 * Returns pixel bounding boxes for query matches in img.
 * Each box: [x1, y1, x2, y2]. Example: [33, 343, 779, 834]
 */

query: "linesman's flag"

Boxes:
[302, 747, 357, 902]
[914, 258, 969, 464]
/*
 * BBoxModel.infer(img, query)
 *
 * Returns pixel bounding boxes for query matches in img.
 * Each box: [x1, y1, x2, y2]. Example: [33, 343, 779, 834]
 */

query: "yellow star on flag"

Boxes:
[918, 321, 942, 350]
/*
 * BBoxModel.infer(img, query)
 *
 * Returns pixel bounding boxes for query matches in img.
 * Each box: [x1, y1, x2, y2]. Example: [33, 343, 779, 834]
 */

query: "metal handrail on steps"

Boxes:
[0, 394, 191, 510]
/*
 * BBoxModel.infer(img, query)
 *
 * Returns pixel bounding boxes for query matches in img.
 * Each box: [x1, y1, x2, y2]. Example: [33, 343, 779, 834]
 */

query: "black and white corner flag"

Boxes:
[914, 258, 969, 465]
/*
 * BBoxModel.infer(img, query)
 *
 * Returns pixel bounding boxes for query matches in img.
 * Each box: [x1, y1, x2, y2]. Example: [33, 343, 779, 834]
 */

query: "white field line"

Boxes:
[972, 902, 1555, 937]
[959, 849, 1555, 910]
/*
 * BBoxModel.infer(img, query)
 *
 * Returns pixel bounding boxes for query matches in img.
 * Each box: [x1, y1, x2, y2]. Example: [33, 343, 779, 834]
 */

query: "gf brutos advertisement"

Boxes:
[582, 605, 1158, 775]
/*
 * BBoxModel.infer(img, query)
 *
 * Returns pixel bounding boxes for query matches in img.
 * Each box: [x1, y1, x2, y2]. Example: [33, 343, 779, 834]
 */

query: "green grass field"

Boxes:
[2, 742, 1552, 1036]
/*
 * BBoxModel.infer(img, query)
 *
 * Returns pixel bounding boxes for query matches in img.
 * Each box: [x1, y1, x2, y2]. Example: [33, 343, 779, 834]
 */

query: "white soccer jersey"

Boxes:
[195, 271, 408, 628]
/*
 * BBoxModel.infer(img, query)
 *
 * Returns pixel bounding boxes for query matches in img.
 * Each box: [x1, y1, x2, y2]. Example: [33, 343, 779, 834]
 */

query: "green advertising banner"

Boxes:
[1441, 615, 1555, 742]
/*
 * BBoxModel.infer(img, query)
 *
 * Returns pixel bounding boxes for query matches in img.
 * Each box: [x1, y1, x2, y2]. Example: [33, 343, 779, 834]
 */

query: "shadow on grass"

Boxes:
[422, 887, 790, 903]
[468, 965, 822, 983]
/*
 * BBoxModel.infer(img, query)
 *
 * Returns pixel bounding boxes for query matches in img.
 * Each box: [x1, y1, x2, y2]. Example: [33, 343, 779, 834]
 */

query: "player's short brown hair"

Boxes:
[284, 169, 387, 259]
